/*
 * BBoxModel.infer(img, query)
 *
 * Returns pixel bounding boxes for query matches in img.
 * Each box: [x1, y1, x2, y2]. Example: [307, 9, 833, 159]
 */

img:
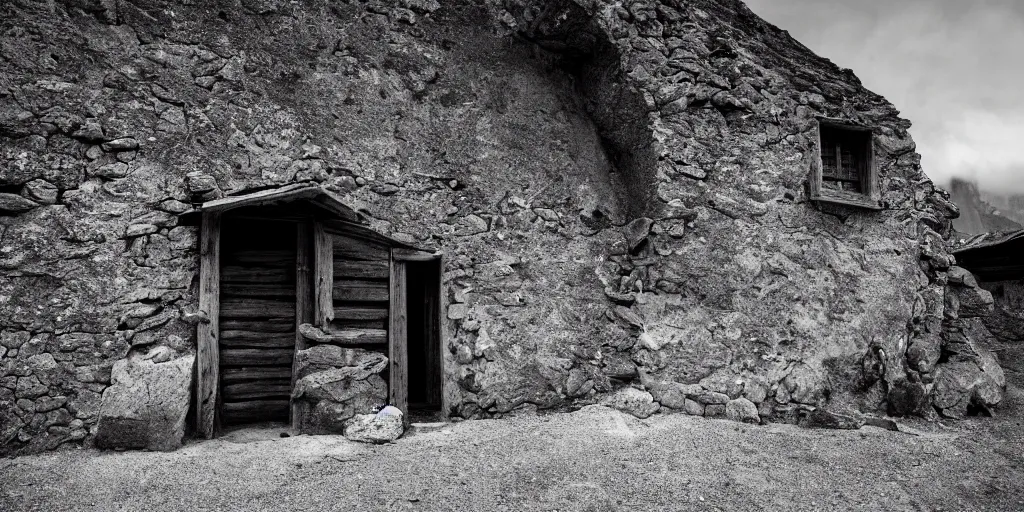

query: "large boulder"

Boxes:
[946, 267, 994, 318]
[344, 406, 404, 444]
[932, 354, 1005, 418]
[94, 352, 194, 451]
[601, 387, 660, 419]
[725, 398, 759, 424]
[886, 378, 930, 417]
[292, 348, 388, 434]
[782, 364, 828, 405]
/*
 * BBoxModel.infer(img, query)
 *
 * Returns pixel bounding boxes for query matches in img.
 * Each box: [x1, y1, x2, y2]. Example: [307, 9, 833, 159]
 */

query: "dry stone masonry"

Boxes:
[0, 0, 1009, 454]
[292, 346, 388, 434]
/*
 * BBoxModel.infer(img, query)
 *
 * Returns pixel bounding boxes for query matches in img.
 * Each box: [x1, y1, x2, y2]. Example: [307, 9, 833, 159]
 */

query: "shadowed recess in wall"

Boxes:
[509, 0, 659, 218]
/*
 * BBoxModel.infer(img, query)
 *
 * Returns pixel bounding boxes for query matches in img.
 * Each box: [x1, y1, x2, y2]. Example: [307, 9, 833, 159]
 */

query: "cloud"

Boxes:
[743, 0, 1024, 193]
[922, 109, 1024, 193]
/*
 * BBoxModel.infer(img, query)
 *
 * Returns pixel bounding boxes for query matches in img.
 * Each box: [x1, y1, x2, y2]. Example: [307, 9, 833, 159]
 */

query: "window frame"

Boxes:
[808, 117, 882, 210]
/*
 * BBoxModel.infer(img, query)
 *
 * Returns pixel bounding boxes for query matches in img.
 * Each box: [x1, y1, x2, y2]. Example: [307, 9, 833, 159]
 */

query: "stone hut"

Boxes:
[0, 0, 1006, 454]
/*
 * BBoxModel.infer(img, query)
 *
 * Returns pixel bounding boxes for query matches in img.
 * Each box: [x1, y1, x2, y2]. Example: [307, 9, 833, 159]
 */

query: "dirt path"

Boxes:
[3, 391, 1023, 511]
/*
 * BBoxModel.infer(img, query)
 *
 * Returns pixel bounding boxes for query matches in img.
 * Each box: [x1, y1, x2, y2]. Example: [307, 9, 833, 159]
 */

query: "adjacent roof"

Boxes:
[952, 229, 1024, 282]
[194, 182, 433, 254]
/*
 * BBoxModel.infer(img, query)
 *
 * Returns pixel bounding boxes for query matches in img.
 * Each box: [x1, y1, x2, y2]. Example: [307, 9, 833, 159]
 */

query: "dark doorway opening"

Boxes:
[218, 212, 297, 427]
[404, 259, 443, 420]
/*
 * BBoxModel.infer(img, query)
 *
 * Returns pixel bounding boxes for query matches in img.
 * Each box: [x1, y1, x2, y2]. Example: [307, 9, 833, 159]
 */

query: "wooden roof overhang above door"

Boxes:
[189, 182, 438, 438]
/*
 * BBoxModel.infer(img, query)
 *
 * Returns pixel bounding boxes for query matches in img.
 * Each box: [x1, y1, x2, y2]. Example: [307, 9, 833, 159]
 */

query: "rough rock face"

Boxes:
[892, 267, 1006, 418]
[292, 346, 388, 434]
[94, 351, 193, 451]
[932, 357, 1005, 419]
[0, 0, 997, 452]
[980, 280, 1024, 343]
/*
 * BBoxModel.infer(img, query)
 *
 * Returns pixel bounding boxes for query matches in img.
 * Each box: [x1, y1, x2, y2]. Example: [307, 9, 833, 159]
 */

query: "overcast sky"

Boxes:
[744, 0, 1024, 195]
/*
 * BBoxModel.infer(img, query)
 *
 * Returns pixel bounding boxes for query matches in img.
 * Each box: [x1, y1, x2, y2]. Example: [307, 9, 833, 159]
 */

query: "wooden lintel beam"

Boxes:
[200, 183, 319, 213]
[298, 323, 387, 345]
[392, 248, 442, 262]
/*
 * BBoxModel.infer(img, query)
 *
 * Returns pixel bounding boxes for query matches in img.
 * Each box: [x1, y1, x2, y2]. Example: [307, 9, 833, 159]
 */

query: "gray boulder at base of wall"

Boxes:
[93, 353, 194, 451]
[344, 405, 404, 444]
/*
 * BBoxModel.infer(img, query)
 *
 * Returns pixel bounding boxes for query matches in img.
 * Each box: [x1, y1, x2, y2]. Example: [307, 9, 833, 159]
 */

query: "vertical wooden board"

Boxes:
[867, 133, 878, 200]
[809, 123, 823, 200]
[314, 222, 334, 327]
[425, 259, 443, 409]
[292, 221, 312, 431]
[196, 211, 221, 439]
[438, 254, 452, 417]
[389, 254, 409, 419]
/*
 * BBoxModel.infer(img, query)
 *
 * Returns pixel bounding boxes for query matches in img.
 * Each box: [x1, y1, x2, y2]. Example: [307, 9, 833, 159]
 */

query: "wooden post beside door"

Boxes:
[291, 221, 313, 432]
[196, 211, 221, 439]
[389, 252, 408, 420]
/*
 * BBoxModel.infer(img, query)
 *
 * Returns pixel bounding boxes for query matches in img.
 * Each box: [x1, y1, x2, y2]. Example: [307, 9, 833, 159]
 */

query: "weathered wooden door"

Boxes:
[217, 217, 297, 425]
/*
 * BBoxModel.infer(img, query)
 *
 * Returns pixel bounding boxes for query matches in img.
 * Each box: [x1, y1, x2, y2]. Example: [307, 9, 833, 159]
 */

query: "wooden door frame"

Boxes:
[290, 220, 313, 432]
[389, 250, 443, 420]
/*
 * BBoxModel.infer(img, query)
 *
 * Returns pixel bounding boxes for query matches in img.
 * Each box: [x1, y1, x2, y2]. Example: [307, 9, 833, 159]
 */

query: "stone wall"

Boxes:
[980, 280, 1024, 343]
[0, 0, 998, 454]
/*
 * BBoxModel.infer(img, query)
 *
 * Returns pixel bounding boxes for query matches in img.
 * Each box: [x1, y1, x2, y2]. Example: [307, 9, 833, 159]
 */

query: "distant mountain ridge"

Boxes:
[949, 178, 1024, 236]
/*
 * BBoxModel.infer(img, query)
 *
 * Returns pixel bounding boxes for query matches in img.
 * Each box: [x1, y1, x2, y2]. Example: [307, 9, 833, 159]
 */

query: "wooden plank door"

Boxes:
[218, 218, 297, 426]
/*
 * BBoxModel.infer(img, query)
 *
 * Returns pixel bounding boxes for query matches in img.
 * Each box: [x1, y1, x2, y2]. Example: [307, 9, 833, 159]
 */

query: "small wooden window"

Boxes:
[809, 119, 881, 210]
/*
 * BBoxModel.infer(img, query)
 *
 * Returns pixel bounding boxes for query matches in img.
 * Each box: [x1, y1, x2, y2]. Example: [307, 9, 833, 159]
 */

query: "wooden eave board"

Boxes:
[193, 184, 438, 257]
[318, 217, 435, 256]
[200, 183, 322, 213]
[954, 235, 1024, 281]
[953, 230, 1024, 255]
[197, 184, 360, 223]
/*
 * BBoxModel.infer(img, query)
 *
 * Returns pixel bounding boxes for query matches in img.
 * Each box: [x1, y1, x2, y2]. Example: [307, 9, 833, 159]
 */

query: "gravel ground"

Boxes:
[3, 385, 1023, 512]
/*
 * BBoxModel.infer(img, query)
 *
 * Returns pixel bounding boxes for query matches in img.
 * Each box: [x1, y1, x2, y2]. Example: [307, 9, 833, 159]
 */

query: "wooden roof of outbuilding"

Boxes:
[951, 229, 1024, 282]
[199, 182, 359, 220]
[193, 182, 431, 254]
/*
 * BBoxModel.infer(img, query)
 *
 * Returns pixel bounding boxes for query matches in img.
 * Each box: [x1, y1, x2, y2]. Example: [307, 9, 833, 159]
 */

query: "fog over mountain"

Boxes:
[745, 0, 1024, 194]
